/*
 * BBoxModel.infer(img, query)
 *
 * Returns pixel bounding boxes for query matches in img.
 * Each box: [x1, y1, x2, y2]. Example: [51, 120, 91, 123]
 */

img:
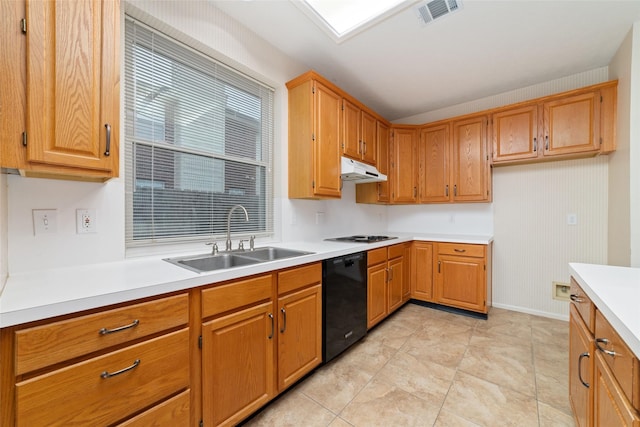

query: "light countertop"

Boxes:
[569, 262, 640, 359]
[0, 233, 493, 328]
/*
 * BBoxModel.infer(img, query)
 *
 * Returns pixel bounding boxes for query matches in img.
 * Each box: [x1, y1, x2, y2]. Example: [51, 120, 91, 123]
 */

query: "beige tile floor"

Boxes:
[243, 303, 576, 427]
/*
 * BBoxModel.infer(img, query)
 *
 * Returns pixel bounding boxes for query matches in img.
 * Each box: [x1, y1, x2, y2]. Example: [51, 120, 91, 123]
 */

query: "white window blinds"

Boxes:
[124, 18, 274, 247]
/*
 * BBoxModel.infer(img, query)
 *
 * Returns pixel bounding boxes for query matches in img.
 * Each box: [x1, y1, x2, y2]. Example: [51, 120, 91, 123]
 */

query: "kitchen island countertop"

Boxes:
[0, 233, 492, 328]
[570, 262, 640, 359]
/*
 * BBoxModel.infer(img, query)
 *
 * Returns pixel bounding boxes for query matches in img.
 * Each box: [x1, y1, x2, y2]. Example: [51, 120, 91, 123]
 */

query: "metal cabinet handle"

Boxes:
[268, 313, 274, 339]
[389, 266, 393, 282]
[569, 294, 584, 303]
[280, 308, 286, 333]
[104, 123, 111, 156]
[454, 248, 466, 253]
[413, 187, 417, 198]
[454, 184, 457, 197]
[438, 260, 441, 273]
[533, 137, 537, 152]
[595, 338, 617, 357]
[99, 319, 139, 335]
[363, 141, 367, 155]
[100, 359, 140, 379]
[445, 185, 449, 197]
[545, 135, 549, 150]
[578, 352, 590, 388]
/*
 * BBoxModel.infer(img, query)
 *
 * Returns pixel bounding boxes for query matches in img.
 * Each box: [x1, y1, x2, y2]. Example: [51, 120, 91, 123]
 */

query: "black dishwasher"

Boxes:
[322, 251, 367, 363]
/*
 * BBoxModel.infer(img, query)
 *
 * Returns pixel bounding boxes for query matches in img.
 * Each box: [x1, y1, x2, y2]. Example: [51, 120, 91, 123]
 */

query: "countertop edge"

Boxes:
[569, 262, 640, 360]
[0, 233, 493, 327]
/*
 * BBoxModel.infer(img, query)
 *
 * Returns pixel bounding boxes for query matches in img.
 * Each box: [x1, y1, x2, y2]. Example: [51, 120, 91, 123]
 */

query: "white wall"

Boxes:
[608, 28, 633, 266]
[4, 0, 388, 274]
[608, 21, 640, 268]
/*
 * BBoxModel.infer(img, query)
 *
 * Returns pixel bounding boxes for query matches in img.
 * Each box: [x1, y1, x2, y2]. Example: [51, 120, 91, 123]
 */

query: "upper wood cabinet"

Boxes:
[355, 120, 391, 204]
[287, 76, 342, 199]
[419, 123, 450, 203]
[492, 81, 617, 165]
[417, 115, 490, 203]
[342, 99, 377, 165]
[452, 115, 491, 202]
[1, 0, 120, 181]
[390, 126, 418, 204]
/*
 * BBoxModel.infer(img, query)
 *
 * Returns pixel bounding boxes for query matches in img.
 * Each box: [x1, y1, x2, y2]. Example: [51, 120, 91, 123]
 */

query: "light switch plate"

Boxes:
[32, 209, 57, 235]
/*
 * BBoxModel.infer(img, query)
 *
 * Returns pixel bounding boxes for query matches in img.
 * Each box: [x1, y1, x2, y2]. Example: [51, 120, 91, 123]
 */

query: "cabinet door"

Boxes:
[391, 127, 418, 203]
[202, 302, 275, 427]
[342, 99, 361, 160]
[569, 305, 594, 427]
[314, 82, 342, 197]
[452, 115, 489, 202]
[492, 104, 539, 163]
[593, 352, 640, 427]
[388, 257, 404, 313]
[435, 254, 486, 312]
[367, 262, 388, 329]
[419, 123, 450, 202]
[543, 92, 600, 157]
[402, 243, 412, 302]
[411, 242, 433, 302]
[361, 110, 377, 165]
[277, 284, 322, 392]
[26, 0, 119, 175]
[376, 121, 391, 202]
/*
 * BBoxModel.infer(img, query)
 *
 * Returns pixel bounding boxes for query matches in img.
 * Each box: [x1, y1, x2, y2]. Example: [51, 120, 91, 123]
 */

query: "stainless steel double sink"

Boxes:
[164, 247, 313, 273]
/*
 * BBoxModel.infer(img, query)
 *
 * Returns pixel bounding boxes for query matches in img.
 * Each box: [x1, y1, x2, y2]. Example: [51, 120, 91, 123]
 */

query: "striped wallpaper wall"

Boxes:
[395, 67, 611, 319]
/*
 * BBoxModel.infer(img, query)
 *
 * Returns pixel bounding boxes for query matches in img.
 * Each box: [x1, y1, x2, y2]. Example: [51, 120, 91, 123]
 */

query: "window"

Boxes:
[124, 18, 274, 247]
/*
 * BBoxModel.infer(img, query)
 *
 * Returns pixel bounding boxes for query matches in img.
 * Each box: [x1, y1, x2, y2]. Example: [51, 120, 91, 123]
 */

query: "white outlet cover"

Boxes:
[567, 213, 577, 226]
[76, 209, 97, 234]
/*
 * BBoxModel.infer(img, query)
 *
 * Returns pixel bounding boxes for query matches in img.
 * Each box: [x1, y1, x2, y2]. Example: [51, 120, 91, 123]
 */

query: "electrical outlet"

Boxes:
[567, 213, 577, 225]
[553, 281, 571, 301]
[76, 209, 97, 234]
[32, 209, 57, 235]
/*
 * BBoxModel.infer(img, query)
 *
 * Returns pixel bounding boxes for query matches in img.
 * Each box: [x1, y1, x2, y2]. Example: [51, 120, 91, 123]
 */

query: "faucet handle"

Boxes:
[206, 242, 219, 254]
[238, 239, 249, 251]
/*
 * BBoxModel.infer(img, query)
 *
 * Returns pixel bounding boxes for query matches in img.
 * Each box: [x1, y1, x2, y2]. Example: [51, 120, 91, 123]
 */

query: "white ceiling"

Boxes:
[213, 0, 640, 121]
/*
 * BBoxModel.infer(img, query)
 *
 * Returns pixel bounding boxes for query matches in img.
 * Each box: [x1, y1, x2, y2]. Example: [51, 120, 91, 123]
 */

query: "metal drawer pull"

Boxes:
[578, 352, 590, 388]
[569, 294, 584, 303]
[99, 319, 139, 335]
[100, 359, 140, 379]
[595, 338, 617, 357]
[454, 249, 466, 253]
[280, 308, 287, 333]
[268, 313, 274, 339]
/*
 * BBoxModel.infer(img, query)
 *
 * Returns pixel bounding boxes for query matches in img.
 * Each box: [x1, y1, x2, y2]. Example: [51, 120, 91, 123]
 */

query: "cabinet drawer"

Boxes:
[202, 274, 273, 318]
[368, 248, 387, 266]
[15, 293, 189, 375]
[387, 243, 404, 259]
[278, 263, 321, 295]
[16, 329, 190, 427]
[570, 277, 595, 333]
[595, 310, 640, 411]
[118, 389, 190, 427]
[594, 352, 640, 426]
[437, 243, 485, 258]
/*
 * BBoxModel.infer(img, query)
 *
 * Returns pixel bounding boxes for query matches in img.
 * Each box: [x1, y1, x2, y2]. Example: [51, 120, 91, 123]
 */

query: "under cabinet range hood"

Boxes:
[340, 157, 387, 183]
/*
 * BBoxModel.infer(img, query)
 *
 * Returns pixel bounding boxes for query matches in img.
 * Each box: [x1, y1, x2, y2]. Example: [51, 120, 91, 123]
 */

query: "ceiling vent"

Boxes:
[415, 0, 462, 25]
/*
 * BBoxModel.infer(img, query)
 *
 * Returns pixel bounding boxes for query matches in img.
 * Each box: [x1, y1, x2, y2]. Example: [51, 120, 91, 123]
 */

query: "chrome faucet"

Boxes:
[226, 205, 249, 251]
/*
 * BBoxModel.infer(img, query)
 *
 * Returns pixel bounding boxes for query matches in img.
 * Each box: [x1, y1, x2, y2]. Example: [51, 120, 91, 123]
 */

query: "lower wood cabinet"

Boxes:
[570, 278, 640, 426]
[201, 263, 322, 427]
[434, 242, 492, 314]
[2, 292, 191, 427]
[202, 300, 275, 427]
[411, 241, 434, 302]
[569, 303, 594, 427]
[367, 244, 407, 329]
